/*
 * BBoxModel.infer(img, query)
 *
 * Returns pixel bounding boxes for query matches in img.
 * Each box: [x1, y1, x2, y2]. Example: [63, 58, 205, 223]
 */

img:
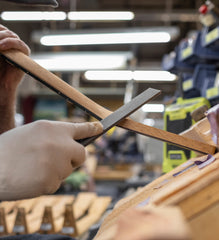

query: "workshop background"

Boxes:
[1, 0, 219, 239]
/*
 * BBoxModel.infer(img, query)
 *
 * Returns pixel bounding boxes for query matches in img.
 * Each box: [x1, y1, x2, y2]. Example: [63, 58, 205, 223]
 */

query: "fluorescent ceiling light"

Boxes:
[84, 70, 176, 81]
[133, 70, 176, 81]
[1, 10, 133, 22]
[40, 32, 171, 46]
[142, 104, 164, 113]
[143, 118, 155, 126]
[31, 52, 132, 71]
[67, 11, 134, 21]
[85, 70, 133, 80]
[1, 11, 66, 21]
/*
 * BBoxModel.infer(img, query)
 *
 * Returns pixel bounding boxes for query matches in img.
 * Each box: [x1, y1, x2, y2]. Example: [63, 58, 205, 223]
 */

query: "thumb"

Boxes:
[72, 121, 103, 140]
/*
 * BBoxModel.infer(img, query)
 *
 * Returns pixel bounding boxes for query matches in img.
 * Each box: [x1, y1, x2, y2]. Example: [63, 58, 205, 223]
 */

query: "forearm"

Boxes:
[0, 24, 30, 134]
[0, 89, 16, 133]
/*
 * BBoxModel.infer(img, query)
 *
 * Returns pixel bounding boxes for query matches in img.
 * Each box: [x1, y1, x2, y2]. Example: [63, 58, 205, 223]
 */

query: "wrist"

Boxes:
[0, 67, 24, 95]
[0, 87, 16, 106]
[0, 90, 16, 132]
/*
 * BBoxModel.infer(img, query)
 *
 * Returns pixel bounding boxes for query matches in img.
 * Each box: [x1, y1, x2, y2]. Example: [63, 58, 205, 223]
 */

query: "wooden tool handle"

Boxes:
[1, 50, 216, 155]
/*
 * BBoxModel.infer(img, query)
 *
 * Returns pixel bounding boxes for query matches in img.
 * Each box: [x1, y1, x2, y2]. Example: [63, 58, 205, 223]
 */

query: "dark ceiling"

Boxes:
[0, 0, 214, 101]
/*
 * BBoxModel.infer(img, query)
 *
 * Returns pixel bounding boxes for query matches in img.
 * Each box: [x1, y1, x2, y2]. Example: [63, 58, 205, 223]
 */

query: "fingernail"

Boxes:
[92, 121, 103, 134]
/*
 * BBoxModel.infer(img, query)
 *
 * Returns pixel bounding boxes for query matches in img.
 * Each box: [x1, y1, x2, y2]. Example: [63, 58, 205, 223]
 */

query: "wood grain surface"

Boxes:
[94, 154, 219, 240]
[1, 50, 216, 154]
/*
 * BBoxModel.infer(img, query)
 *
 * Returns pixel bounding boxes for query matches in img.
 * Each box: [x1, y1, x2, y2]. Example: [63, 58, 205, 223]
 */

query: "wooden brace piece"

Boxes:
[0, 50, 216, 154]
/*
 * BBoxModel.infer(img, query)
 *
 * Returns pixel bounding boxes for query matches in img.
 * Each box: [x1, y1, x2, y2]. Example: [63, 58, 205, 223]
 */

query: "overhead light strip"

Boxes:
[40, 32, 171, 46]
[31, 52, 132, 71]
[84, 70, 176, 82]
[0, 11, 134, 21]
[1, 11, 66, 21]
[67, 11, 134, 21]
[142, 104, 165, 113]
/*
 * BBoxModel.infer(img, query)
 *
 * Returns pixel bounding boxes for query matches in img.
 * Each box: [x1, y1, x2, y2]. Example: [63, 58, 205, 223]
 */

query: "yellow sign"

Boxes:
[183, 79, 193, 91]
[206, 87, 219, 98]
[181, 47, 193, 59]
[205, 28, 219, 44]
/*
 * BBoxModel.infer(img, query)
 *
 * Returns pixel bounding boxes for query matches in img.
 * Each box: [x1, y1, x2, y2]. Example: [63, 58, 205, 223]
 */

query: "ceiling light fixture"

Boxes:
[67, 11, 134, 21]
[133, 70, 176, 81]
[142, 104, 165, 113]
[40, 31, 171, 46]
[85, 70, 133, 80]
[31, 52, 133, 71]
[84, 70, 176, 81]
[1, 11, 66, 21]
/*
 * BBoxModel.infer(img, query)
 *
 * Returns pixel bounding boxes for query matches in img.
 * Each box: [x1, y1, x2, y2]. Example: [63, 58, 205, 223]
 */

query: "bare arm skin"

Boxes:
[0, 24, 30, 133]
[114, 206, 191, 240]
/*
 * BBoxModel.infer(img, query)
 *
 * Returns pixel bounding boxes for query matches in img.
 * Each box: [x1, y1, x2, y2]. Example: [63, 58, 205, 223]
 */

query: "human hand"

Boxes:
[0, 24, 30, 92]
[0, 120, 102, 200]
[114, 206, 191, 240]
